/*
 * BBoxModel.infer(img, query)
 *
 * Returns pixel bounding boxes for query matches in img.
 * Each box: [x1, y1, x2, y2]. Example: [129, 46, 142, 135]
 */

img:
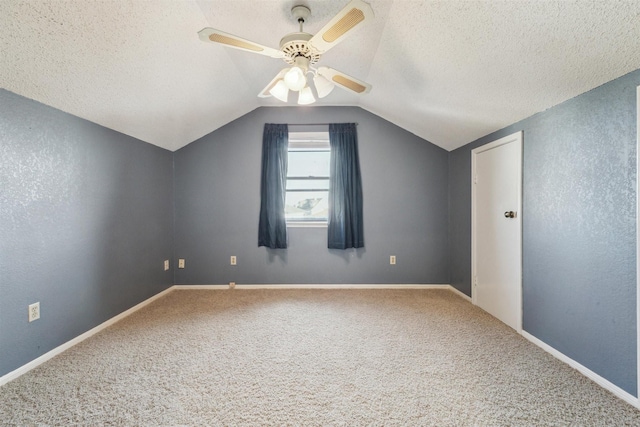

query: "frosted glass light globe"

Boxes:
[269, 80, 289, 102]
[284, 66, 306, 91]
[313, 74, 335, 98]
[297, 86, 316, 105]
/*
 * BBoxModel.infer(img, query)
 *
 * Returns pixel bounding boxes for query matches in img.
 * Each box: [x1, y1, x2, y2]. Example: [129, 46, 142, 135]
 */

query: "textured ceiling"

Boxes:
[2, 1, 640, 152]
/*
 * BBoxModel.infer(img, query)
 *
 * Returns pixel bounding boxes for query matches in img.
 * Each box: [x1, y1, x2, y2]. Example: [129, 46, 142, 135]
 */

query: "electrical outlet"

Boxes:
[229, 282, 236, 289]
[390, 255, 396, 265]
[164, 260, 170, 271]
[28, 302, 40, 322]
[178, 258, 185, 269]
[230, 256, 237, 265]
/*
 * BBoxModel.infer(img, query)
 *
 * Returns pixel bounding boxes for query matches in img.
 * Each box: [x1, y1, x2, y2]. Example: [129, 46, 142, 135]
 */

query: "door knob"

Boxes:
[504, 211, 516, 218]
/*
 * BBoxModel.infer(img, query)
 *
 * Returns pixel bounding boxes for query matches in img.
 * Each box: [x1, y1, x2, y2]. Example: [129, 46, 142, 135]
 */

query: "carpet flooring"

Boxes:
[1, 289, 639, 426]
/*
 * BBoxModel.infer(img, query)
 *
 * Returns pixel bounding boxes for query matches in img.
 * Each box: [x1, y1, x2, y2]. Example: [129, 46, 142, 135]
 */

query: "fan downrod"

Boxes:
[279, 4, 319, 65]
[291, 5, 311, 29]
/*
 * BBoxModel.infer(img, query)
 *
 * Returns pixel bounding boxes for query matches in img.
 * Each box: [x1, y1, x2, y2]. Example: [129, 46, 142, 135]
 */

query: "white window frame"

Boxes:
[286, 131, 330, 228]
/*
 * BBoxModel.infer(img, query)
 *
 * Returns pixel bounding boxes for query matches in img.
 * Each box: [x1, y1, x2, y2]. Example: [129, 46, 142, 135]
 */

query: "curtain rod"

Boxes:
[288, 123, 358, 126]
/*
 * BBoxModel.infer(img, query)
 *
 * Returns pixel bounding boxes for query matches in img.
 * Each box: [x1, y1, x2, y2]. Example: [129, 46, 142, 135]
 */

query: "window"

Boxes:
[286, 131, 330, 224]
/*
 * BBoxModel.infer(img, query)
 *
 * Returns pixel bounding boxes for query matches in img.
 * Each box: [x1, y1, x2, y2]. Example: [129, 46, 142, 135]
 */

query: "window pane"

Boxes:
[286, 178, 330, 191]
[286, 132, 331, 223]
[287, 151, 330, 177]
[285, 191, 329, 221]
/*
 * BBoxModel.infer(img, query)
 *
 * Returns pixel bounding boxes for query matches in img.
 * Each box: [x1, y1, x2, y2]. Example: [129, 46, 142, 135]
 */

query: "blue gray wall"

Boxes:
[173, 107, 449, 285]
[0, 90, 174, 378]
[449, 70, 640, 396]
[3, 69, 638, 399]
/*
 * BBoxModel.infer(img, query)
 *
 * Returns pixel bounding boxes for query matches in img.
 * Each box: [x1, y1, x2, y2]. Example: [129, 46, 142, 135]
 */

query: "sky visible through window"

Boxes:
[286, 132, 330, 223]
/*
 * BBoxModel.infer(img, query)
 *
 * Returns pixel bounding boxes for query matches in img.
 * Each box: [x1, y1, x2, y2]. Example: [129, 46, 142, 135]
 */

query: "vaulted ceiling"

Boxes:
[2, 1, 640, 152]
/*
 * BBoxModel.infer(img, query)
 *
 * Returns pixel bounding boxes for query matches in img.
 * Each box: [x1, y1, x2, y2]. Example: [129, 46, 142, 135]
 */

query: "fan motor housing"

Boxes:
[279, 32, 320, 65]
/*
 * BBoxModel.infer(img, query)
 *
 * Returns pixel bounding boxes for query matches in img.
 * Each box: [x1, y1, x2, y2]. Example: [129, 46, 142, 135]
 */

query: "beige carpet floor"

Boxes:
[1, 289, 639, 426]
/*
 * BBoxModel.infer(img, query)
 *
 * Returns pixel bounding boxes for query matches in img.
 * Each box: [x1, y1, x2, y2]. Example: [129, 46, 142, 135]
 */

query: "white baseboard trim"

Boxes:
[237, 283, 450, 289]
[173, 283, 452, 290]
[447, 286, 472, 302]
[521, 331, 639, 409]
[172, 284, 229, 290]
[0, 286, 174, 387]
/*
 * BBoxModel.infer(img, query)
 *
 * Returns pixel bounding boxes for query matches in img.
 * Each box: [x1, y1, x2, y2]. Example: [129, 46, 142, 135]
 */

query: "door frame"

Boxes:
[636, 85, 639, 402]
[471, 131, 523, 333]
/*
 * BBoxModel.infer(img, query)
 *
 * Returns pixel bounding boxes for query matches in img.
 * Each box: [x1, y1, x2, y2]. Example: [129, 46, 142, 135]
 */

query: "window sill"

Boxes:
[286, 221, 328, 228]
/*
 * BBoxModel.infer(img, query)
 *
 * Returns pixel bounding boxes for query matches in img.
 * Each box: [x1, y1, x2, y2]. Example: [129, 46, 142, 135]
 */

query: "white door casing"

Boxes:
[472, 131, 523, 332]
[636, 85, 639, 403]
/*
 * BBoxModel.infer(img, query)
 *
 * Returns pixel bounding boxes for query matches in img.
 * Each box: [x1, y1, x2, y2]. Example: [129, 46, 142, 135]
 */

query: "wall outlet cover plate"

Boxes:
[28, 302, 40, 322]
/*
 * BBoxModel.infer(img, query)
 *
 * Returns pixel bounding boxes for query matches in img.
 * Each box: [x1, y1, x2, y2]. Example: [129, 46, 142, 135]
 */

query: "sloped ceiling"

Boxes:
[2, 1, 640, 152]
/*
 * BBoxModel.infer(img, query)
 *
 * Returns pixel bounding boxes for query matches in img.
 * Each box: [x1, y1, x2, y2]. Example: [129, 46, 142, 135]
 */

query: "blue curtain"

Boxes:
[328, 123, 364, 249]
[258, 124, 288, 249]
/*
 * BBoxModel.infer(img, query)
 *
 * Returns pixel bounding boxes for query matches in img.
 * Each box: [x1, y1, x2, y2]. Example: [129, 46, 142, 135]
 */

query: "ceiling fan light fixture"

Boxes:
[297, 86, 316, 105]
[284, 66, 307, 91]
[199, 0, 375, 104]
[313, 74, 335, 98]
[269, 80, 290, 102]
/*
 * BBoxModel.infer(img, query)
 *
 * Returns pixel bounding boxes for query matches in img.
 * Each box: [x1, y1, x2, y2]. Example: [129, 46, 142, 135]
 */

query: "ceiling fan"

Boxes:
[198, 0, 374, 105]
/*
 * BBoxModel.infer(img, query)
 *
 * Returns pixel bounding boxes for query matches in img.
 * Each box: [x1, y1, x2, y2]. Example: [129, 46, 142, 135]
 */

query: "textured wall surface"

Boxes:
[0, 90, 174, 378]
[173, 106, 449, 285]
[448, 69, 639, 396]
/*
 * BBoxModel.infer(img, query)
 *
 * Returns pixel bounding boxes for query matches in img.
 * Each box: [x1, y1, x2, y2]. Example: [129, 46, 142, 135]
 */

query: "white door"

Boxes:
[472, 132, 522, 332]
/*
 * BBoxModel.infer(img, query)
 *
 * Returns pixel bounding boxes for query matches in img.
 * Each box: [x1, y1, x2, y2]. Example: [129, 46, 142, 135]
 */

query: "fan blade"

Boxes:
[309, 0, 374, 53]
[198, 28, 284, 59]
[258, 69, 289, 98]
[317, 67, 372, 95]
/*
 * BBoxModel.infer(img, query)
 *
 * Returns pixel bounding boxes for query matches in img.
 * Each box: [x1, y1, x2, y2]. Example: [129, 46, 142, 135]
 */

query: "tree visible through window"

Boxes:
[286, 131, 330, 223]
